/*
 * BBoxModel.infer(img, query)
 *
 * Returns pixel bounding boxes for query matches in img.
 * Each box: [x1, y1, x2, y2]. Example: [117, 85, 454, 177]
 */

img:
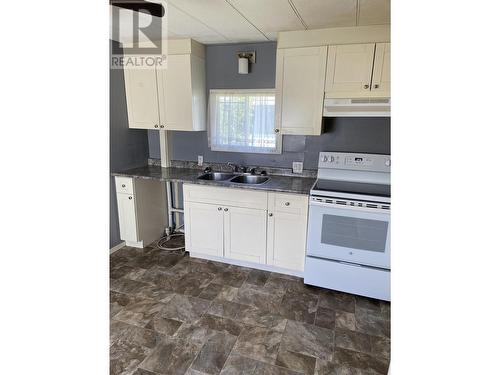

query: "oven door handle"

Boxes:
[309, 199, 390, 214]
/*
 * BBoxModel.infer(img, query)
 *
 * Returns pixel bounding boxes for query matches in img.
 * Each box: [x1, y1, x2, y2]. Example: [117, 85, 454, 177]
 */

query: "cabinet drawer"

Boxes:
[184, 184, 268, 210]
[273, 193, 308, 215]
[115, 177, 134, 195]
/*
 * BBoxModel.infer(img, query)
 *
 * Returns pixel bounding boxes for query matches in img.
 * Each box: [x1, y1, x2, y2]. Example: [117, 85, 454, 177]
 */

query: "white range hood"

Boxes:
[323, 98, 391, 117]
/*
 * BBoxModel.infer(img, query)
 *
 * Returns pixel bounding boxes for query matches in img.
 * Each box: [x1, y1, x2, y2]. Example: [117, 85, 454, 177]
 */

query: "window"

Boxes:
[209, 89, 280, 154]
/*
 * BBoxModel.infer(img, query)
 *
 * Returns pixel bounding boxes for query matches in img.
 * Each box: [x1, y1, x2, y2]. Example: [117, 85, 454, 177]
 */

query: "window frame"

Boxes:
[208, 88, 282, 154]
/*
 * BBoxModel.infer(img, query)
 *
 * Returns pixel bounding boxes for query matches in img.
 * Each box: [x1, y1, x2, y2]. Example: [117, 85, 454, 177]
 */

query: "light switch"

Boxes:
[292, 162, 303, 174]
[198, 155, 203, 166]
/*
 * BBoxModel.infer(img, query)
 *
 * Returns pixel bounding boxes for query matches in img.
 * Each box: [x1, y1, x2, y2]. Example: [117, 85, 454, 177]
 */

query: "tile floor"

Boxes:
[110, 246, 390, 375]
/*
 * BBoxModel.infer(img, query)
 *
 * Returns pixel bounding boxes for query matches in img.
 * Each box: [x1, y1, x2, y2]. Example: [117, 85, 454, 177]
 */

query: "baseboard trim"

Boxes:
[189, 252, 304, 278]
[110, 241, 126, 254]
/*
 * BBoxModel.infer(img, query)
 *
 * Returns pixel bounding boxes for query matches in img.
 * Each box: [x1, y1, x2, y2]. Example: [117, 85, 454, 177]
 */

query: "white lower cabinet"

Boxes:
[184, 202, 224, 257]
[224, 206, 267, 264]
[266, 193, 309, 272]
[183, 184, 309, 274]
[114, 177, 167, 248]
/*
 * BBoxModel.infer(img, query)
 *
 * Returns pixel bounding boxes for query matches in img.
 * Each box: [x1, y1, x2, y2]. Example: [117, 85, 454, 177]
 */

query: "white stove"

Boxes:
[304, 152, 391, 301]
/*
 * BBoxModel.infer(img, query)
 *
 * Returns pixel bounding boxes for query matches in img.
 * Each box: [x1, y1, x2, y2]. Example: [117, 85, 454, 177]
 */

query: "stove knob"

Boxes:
[329, 156, 335, 163]
[385, 159, 391, 167]
[322, 155, 328, 162]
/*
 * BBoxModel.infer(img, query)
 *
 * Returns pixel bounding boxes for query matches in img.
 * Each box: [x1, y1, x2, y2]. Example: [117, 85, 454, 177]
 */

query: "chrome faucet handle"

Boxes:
[240, 166, 248, 173]
[260, 170, 267, 176]
[249, 167, 258, 175]
[203, 166, 212, 173]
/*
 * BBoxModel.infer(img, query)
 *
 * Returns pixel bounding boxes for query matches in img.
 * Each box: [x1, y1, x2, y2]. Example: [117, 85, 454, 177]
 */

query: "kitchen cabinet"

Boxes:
[275, 46, 327, 136]
[325, 42, 390, 98]
[114, 177, 167, 248]
[266, 192, 309, 272]
[224, 206, 267, 264]
[183, 201, 224, 257]
[123, 39, 206, 131]
[183, 184, 308, 274]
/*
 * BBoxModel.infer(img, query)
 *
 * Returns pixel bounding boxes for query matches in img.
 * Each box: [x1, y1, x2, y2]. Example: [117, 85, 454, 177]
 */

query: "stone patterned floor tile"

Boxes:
[220, 353, 260, 375]
[245, 269, 271, 287]
[318, 290, 355, 313]
[190, 331, 238, 374]
[113, 298, 166, 327]
[232, 326, 283, 364]
[235, 305, 288, 332]
[280, 320, 335, 361]
[279, 290, 319, 324]
[158, 294, 211, 323]
[276, 348, 317, 375]
[111, 320, 162, 349]
[333, 348, 389, 375]
[139, 337, 201, 375]
[335, 329, 372, 355]
[253, 362, 303, 375]
[110, 248, 391, 375]
[335, 311, 356, 331]
[314, 306, 335, 330]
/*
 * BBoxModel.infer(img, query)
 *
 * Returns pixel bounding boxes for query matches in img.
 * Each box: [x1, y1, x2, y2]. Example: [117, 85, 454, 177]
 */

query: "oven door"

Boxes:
[307, 199, 390, 269]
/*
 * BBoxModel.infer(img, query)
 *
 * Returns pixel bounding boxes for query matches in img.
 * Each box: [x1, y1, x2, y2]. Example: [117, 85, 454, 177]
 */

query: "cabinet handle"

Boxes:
[121, 184, 126, 188]
[363, 84, 369, 89]
[154, 124, 159, 128]
[160, 125, 164, 128]
[218, 207, 222, 211]
[284, 202, 290, 206]
[275, 129, 280, 133]
[224, 208, 228, 212]
[269, 213, 273, 217]
[128, 196, 132, 200]
[374, 84, 379, 89]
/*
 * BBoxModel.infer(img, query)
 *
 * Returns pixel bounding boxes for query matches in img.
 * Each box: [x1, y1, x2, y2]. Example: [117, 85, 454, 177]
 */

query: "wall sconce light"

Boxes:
[237, 51, 256, 74]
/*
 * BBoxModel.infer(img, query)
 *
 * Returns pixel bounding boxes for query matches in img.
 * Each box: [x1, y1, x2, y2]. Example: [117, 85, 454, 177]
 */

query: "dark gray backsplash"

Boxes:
[110, 40, 150, 248]
[148, 41, 390, 169]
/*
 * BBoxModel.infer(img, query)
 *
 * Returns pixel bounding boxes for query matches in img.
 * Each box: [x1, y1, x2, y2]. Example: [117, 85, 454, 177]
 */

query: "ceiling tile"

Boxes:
[228, 0, 305, 33]
[166, 2, 226, 41]
[168, 0, 267, 42]
[291, 0, 357, 28]
[358, 0, 390, 25]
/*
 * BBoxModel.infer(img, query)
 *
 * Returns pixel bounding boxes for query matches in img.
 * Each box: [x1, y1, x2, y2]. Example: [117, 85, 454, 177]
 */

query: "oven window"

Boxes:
[321, 215, 388, 252]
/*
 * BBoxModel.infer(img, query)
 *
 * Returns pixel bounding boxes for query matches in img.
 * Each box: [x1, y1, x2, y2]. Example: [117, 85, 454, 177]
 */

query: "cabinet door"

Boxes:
[116, 193, 138, 242]
[266, 193, 308, 272]
[223, 207, 267, 264]
[123, 63, 161, 129]
[157, 54, 194, 131]
[371, 43, 390, 97]
[275, 46, 327, 135]
[325, 44, 375, 98]
[184, 201, 224, 257]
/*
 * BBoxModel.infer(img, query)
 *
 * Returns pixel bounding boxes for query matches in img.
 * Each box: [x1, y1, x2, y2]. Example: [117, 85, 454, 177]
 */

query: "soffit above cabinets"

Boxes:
[110, 0, 390, 44]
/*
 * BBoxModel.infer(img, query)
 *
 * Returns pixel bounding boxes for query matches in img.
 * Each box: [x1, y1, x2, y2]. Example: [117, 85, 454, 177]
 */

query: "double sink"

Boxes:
[198, 172, 269, 185]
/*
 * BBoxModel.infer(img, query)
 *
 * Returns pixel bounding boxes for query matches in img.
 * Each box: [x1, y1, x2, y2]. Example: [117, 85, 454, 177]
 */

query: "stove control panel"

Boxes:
[318, 152, 391, 172]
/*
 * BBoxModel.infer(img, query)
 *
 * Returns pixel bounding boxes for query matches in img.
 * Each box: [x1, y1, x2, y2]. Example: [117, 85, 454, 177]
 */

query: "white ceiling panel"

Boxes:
[291, 0, 357, 28]
[228, 0, 305, 34]
[358, 0, 390, 25]
[168, 0, 268, 42]
[166, 2, 226, 42]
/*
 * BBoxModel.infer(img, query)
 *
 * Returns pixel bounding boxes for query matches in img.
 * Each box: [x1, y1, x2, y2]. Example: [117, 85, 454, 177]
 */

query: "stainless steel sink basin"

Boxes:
[229, 175, 269, 184]
[198, 172, 235, 181]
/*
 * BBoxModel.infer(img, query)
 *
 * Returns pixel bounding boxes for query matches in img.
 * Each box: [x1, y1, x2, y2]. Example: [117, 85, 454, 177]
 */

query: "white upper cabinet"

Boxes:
[123, 66, 161, 129]
[325, 42, 390, 98]
[124, 39, 206, 131]
[275, 46, 327, 136]
[371, 43, 391, 97]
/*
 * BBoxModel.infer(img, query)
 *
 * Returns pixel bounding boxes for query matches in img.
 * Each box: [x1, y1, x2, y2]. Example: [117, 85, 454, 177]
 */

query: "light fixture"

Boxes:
[237, 51, 255, 74]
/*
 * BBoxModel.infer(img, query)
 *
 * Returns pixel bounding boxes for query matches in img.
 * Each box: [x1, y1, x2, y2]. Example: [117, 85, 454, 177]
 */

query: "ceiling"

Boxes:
[111, 0, 390, 44]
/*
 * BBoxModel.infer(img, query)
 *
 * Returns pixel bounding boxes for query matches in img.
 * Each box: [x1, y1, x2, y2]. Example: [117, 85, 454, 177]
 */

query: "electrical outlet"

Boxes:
[197, 155, 203, 166]
[292, 162, 303, 174]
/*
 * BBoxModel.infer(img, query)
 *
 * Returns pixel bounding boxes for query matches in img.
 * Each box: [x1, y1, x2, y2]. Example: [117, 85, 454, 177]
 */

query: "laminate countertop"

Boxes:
[112, 165, 316, 195]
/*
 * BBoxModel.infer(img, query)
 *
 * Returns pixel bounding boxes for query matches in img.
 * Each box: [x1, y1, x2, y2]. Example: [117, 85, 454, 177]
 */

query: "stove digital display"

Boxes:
[355, 157, 363, 162]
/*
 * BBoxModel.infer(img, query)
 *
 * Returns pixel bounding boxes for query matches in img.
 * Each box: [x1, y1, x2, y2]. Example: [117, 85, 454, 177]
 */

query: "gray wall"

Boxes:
[148, 41, 390, 168]
[110, 41, 150, 248]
